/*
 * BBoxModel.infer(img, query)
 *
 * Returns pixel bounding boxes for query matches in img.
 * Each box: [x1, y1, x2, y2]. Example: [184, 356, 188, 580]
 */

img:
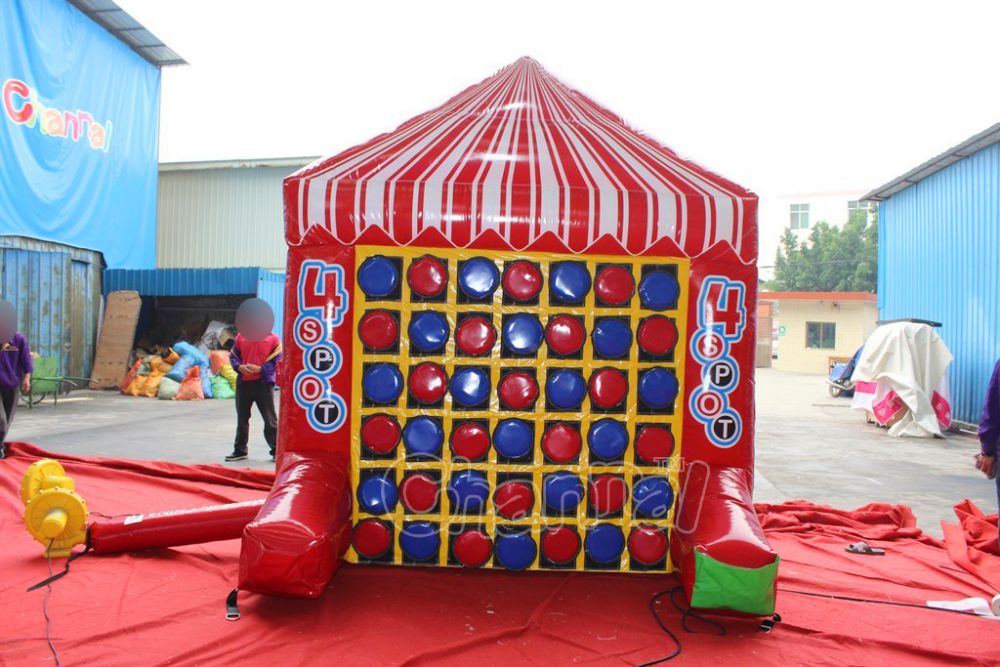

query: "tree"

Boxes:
[768, 207, 878, 291]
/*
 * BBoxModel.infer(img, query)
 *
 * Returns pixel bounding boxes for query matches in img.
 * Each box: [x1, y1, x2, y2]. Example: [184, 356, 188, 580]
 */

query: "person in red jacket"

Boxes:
[226, 299, 282, 463]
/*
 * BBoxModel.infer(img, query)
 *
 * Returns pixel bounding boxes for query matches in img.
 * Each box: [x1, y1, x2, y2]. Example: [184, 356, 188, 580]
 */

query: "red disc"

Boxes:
[545, 315, 586, 356]
[637, 316, 678, 356]
[589, 474, 628, 514]
[628, 525, 668, 565]
[450, 421, 490, 460]
[502, 260, 542, 301]
[541, 526, 581, 564]
[635, 425, 675, 463]
[353, 519, 392, 559]
[455, 316, 496, 356]
[407, 256, 448, 298]
[454, 529, 493, 567]
[359, 310, 399, 350]
[595, 266, 635, 306]
[541, 423, 582, 463]
[408, 362, 448, 404]
[498, 371, 538, 410]
[588, 368, 628, 408]
[361, 414, 400, 454]
[494, 480, 534, 519]
[401, 473, 439, 513]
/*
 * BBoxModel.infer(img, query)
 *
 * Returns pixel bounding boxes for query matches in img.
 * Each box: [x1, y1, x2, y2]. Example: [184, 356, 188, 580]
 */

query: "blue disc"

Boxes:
[592, 318, 633, 358]
[549, 262, 591, 303]
[639, 271, 680, 311]
[408, 312, 449, 353]
[402, 416, 444, 455]
[638, 368, 679, 409]
[450, 367, 491, 407]
[543, 472, 584, 512]
[447, 470, 489, 513]
[588, 419, 629, 460]
[458, 257, 500, 299]
[546, 369, 587, 410]
[358, 256, 399, 298]
[493, 419, 534, 459]
[494, 532, 537, 571]
[502, 314, 544, 355]
[358, 475, 398, 514]
[633, 477, 674, 518]
[363, 363, 404, 404]
[585, 524, 625, 564]
[399, 521, 440, 561]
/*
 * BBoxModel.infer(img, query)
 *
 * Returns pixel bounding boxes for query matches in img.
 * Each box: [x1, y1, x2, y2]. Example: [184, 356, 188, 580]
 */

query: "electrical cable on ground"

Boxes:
[43, 540, 63, 667]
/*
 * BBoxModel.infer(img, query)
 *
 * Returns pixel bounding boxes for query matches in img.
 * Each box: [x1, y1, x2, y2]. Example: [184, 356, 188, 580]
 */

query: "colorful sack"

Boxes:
[166, 341, 213, 398]
[209, 350, 231, 375]
[175, 366, 205, 401]
[140, 356, 172, 398]
[220, 363, 238, 391]
[120, 359, 141, 394]
[211, 374, 235, 399]
[164, 348, 180, 365]
[158, 376, 180, 400]
[126, 375, 148, 396]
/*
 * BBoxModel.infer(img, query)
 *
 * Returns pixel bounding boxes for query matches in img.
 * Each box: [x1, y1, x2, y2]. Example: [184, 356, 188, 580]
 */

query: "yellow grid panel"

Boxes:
[346, 244, 689, 573]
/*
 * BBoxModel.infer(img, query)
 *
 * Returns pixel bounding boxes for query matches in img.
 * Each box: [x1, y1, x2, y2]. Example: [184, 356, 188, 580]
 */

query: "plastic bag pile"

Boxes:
[120, 343, 238, 401]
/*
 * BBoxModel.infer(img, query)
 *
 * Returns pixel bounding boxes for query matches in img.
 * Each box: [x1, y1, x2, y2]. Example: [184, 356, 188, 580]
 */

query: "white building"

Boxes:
[156, 157, 317, 272]
[759, 190, 873, 278]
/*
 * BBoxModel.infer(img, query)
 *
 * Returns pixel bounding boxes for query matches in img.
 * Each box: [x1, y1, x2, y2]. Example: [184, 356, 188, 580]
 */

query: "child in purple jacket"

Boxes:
[976, 358, 1000, 548]
[0, 300, 32, 458]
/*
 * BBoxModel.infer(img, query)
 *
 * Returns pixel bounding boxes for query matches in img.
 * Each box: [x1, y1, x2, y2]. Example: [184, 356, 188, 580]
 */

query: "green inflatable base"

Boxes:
[689, 550, 779, 616]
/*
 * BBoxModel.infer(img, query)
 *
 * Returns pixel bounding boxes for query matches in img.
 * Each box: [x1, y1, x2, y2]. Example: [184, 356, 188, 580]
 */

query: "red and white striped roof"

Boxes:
[285, 58, 757, 262]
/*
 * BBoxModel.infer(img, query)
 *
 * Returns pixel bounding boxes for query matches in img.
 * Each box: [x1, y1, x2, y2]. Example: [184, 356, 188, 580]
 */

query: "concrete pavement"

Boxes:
[6, 369, 996, 534]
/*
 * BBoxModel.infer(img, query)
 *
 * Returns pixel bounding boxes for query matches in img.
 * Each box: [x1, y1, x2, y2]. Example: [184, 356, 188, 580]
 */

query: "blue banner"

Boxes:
[0, 0, 160, 269]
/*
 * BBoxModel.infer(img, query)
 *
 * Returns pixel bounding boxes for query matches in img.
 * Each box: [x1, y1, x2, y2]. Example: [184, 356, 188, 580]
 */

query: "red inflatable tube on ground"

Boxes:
[238, 450, 353, 598]
[671, 463, 779, 616]
[88, 499, 265, 554]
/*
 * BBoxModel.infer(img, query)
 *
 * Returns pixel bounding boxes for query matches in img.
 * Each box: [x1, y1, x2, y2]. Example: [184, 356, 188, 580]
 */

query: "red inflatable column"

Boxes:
[238, 450, 353, 598]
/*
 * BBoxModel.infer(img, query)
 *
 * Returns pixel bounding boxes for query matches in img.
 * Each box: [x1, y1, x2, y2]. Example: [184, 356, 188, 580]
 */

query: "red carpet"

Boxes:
[2, 442, 1000, 666]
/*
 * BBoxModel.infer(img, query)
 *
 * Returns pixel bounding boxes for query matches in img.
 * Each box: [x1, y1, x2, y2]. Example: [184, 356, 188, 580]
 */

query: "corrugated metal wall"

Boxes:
[0, 236, 104, 378]
[157, 166, 295, 272]
[878, 142, 1000, 424]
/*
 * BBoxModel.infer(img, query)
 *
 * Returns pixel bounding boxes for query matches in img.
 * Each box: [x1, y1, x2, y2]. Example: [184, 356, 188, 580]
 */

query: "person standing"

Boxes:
[226, 299, 281, 463]
[976, 358, 1000, 548]
[0, 300, 32, 458]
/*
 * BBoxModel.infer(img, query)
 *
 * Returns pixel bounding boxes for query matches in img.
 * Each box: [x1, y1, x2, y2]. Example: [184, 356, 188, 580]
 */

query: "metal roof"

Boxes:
[159, 157, 320, 172]
[760, 291, 877, 302]
[68, 0, 186, 68]
[862, 123, 1000, 202]
[103, 267, 283, 296]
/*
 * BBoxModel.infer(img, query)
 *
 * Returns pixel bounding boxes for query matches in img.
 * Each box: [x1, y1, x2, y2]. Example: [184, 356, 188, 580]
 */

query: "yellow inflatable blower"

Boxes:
[21, 459, 88, 558]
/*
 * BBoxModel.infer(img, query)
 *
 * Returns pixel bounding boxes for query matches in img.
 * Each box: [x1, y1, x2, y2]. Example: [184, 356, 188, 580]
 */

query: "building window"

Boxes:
[806, 322, 836, 349]
[848, 200, 869, 216]
[790, 203, 810, 229]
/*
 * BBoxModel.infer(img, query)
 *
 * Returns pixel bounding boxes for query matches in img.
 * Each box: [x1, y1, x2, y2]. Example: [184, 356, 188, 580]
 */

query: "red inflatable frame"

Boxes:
[239, 58, 778, 614]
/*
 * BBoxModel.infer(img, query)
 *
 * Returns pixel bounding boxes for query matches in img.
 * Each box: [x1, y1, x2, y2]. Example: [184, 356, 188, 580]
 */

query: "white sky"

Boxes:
[121, 0, 1000, 261]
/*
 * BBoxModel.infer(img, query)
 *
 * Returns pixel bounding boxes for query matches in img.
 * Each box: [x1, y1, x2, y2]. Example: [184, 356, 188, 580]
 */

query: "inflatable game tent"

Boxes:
[240, 58, 778, 615]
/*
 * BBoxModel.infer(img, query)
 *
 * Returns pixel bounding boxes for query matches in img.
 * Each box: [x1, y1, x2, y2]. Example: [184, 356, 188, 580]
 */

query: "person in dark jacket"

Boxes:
[0, 300, 32, 458]
[976, 358, 1000, 548]
[226, 299, 282, 463]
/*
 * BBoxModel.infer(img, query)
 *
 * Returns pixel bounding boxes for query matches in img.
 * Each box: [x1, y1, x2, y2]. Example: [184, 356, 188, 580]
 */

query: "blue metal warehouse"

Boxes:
[864, 124, 1000, 424]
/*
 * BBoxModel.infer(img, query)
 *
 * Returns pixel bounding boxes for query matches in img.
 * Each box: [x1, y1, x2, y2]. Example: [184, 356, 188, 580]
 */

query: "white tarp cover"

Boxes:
[851, 322, 953, 437]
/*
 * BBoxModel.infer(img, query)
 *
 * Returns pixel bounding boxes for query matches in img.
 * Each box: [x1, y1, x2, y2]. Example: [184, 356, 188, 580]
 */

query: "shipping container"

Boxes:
[868, 126, 1000, 424]
[0, 236, 104, 379]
